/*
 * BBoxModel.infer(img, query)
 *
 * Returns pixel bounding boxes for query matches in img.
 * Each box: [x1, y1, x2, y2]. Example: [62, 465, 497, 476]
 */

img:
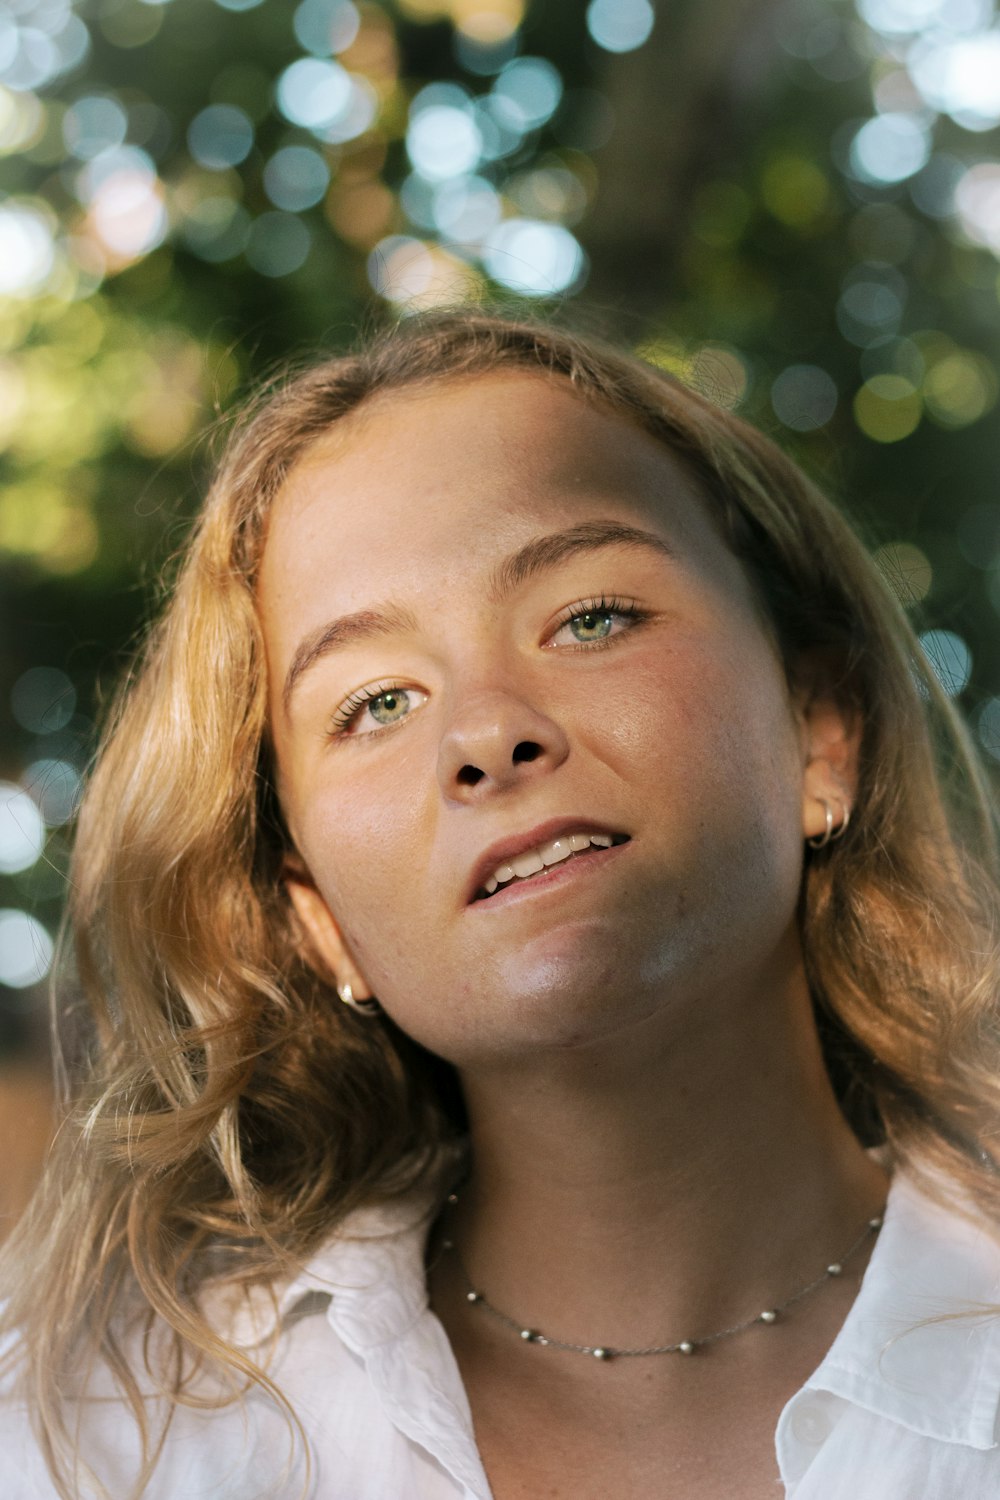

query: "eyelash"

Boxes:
[326, 596, 647, 740]
[549, 595, 648, 648]
[327, 681, 401, 736]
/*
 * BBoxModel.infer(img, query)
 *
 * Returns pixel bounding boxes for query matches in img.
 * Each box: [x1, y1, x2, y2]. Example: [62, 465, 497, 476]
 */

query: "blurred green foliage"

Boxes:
[1, 0, 999, 1048]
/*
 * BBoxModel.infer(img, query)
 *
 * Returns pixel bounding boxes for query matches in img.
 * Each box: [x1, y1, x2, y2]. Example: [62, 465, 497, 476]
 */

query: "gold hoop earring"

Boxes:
[337, 983, 382, 1017]
[807, 798, 850, 850]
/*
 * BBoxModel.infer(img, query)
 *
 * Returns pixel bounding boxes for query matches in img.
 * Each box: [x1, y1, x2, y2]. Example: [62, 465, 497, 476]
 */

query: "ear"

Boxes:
[793, 657, 860, 845]
[282, 853, 375, 1002]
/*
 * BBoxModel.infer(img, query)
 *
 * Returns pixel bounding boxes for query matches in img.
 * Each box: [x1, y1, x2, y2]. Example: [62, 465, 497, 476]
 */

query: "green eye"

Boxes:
[547, 598, 644, 652]
[368, 689, 411, 726]
[329, 683, 427, 739]
[568, 611, 615, 642]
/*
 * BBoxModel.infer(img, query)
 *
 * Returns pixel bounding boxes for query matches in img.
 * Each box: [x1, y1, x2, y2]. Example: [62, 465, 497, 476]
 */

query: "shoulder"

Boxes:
[0, 1189, 445, 1500]
[0, 1306, 364, 1499]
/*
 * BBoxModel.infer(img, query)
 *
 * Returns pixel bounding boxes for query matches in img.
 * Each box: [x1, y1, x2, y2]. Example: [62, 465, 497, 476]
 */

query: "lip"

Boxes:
[464, 816, 630, 906]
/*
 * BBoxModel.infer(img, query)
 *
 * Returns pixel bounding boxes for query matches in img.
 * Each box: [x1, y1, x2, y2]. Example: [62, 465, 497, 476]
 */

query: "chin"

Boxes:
[462, 953, 655, 1064]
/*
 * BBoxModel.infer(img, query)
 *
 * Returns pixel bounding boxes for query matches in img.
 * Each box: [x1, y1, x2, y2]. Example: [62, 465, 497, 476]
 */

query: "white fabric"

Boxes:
[2, 1170, 1000, 1497]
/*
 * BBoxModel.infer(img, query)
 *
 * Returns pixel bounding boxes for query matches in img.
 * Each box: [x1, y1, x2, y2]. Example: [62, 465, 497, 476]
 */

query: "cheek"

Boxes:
[583, 629, 798, 788]
[592, 631, 805, 908]
[292, 755, 435, 977]
[688, 657, 806, 912]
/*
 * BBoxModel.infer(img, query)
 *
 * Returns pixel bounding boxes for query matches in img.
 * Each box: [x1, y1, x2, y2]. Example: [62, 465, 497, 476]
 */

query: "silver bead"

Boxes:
[447, 1192, 459, 1204]
[591, 1347, 610, 1360]
[759, 1309, 777, 1324]
[827, 1262, 842, 1276]
[677, 1340, 695, 1355]
[520, 1329, 537, 1342]
[466, 1290, 481, 1303]
[869, 1215, 883, 1230]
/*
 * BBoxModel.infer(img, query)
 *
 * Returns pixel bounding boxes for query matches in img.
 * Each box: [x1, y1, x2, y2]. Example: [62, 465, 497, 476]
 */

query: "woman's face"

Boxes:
[260, 372, 820, 1066]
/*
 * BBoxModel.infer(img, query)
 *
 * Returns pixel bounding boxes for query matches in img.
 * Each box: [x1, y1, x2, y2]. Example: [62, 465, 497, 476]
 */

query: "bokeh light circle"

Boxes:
[953, 163, 1000, 252]
[0, 86, 45, 155]
[770, 364, 838, 431]
[0, 910, 53, 990]
[923, 352, 997, 428]
[10, 667, 76, 734]
[482, 218, 585, 294]
[293, 0, 361, 56]
[432, 175, 501, 242]
[491, 57, 563, 131]
[366, 237, 477, 308]
[277, 57, 352, 130]
[909, 32, 1000, 130]
[853, 374, 922, 442]
[0, 202, 55, 297]
[63, 95, 128, 161]
[849, 114, 931, 184]
[1, 25, 59, 92]
[316, 75, 377, 143]
[689, 345, 749, 410]
[263, 145, 330, 211]
[23, 759, 82, 827]
[0, 784, 45, 875]
[872, 541, 933, 604]
[977, 697, 1000, 762]
[187, 104, 254, 170]
[837, 280, 904, 347]
[586, 0, 654, 53]
[407, 104, 482, 181]
[90, 167, 166, 260]
[919, 628, 972, 696]
[368, 234, 435, 301]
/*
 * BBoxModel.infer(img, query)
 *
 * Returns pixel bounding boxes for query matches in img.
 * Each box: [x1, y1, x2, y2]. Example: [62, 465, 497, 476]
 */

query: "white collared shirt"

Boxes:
[2, 1170, 1000, 1497]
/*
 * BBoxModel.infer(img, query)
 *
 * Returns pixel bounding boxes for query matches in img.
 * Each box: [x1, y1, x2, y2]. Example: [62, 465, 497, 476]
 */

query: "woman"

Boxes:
[2, 313, 999, 1499]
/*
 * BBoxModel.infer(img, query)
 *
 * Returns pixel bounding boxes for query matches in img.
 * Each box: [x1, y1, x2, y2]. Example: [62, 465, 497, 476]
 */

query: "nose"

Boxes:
[436, 687, 570, 801]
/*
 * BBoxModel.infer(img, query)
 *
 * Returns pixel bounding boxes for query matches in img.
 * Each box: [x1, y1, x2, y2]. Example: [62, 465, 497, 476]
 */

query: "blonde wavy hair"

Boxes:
[3, 312, 1000, 1497]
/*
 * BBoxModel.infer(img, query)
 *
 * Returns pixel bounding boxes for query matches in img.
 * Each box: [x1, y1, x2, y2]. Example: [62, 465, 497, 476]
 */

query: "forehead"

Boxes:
[262, 371, 715, 580]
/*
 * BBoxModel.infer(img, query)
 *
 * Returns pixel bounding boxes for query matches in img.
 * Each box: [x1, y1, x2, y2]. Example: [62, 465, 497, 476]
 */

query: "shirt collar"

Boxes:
[276, 1192, 438, 1346]
[278, 1189, 493, 1497]
[802, 1170, 1000, 1449]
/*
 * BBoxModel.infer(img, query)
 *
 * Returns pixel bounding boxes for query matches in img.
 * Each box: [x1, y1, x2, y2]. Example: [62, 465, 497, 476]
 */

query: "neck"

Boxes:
[447, 950, 888, 1349]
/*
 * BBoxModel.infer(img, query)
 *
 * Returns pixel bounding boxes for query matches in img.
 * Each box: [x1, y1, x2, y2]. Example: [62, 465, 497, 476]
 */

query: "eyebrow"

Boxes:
[281, 520, 674, 716]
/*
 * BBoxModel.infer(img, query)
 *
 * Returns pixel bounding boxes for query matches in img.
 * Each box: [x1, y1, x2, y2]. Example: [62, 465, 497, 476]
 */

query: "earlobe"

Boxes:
[805, 793, 851, 849]
[796, 663, 860, 847]
[801, 760, 854, 849]
[282, 855, 376, 1004]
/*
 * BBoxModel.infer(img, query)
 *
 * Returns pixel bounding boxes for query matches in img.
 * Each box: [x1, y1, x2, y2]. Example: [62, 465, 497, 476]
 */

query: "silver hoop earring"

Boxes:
[807, 798, 850, 850]
[829, 802, 850, 842]
[337, 983, 381, 1017]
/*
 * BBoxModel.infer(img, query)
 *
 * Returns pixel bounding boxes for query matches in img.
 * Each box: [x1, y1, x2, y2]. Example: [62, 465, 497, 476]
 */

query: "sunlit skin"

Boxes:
[260, 373, 889, 1500]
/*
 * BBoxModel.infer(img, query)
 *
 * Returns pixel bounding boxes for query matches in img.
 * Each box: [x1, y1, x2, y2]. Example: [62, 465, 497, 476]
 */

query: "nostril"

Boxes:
[450, 740, 545, 790]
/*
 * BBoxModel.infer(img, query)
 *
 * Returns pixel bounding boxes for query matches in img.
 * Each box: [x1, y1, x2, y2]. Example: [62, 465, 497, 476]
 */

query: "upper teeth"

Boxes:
[483, 832, 615, 895]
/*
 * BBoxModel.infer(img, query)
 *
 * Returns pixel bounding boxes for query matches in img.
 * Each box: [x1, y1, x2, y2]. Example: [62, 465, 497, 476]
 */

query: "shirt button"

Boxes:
[791, 1401, 834, 1448]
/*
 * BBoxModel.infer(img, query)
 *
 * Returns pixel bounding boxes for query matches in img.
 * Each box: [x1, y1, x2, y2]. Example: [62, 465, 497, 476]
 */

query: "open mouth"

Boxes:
[472, 832, 631, 902]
